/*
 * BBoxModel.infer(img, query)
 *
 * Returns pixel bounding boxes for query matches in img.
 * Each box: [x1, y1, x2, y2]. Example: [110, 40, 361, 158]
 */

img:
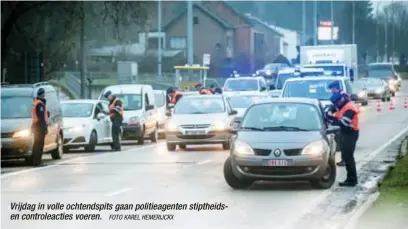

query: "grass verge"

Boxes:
[356, 138, 408, 229]
[399, 72, 408, 79]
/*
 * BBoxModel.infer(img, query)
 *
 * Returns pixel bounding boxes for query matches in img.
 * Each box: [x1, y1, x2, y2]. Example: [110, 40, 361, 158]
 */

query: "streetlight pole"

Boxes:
[80, 1, 86, 99]
[187, 0, 193, 65]
[330, 0, 334, 44]
[352, 1, 355, 44]
[157, 0, 162, 80]
[302, 0, 306, 45]
[313, 0, 318, 45]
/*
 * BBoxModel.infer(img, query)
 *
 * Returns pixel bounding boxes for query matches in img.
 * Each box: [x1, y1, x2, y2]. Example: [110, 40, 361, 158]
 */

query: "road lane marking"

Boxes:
[197, 160, 212, 165]
[105, 188, 132, 197]
[1, 142, 165, 179]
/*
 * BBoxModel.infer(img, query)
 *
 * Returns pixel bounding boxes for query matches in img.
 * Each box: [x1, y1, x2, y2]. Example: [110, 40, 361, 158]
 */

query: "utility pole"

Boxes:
[187, 0, 193, 65]
[80, 1, 86, 99]
[157, 0, 162, 80]
[302, 0, 306, 45]
[384, 16, 388, 62]
[330, 0, 334, 44]
[313, 0, 318, 45]
[352, 1, 355, 44]
[376, 3, 380, 62]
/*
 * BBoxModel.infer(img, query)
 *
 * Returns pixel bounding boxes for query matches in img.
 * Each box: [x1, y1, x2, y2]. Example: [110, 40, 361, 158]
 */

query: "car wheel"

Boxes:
[311, 158, 336, 189]
[167, 143, 176, 151]
[63, 146, 70, 153]
[150, 126, 158, 143]
[222, 140, 231, 150]
[223, 157, 253, 189]
[51, 133, 63, 160]
[362, 101, 368, 106]
[179, 144, 187, 150]
[391, 91, 396, 97]
[137, 126, 145, 145]
[84, 131, 97, 152]
[381, 96, 386, 102]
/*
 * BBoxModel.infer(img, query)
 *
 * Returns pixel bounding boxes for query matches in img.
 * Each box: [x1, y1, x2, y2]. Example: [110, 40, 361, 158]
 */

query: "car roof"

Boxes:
[1, 83, 56, 97]
[60, 99, 103, 104]
[285, 76, 348, 82]
[251, 97, 320, 106]
[182, 95, 224, 99]
[226, 77, 260, 81]
[227, 94, 269, 98]
[303, 63, 345, 66]
[153, 90, 165, 93]
[278, 68, 295, 74]
[102, 84, 152, 94]
[369, 62, 393, 66]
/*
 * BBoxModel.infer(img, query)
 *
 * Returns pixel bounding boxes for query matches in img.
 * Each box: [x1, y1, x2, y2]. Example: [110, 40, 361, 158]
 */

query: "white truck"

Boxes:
[300, 44, 358, 81]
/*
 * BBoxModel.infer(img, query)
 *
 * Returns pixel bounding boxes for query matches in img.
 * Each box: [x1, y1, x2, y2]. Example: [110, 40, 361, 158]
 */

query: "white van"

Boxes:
[99, 84, 158, 145]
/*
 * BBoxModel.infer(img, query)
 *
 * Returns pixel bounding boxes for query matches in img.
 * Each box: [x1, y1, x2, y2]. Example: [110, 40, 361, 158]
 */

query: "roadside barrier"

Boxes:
[389, 98, 395, 111]
[404, 98, 408, 109]
[376, 100, 382, 112]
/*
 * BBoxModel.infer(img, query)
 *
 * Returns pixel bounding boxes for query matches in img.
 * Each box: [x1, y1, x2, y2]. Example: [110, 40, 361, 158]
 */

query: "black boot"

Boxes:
[338, 180, 357, 187]
[336, 161, 345, 166]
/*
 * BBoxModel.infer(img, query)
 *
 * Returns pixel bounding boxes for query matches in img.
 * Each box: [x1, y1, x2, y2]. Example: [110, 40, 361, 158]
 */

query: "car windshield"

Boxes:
[229, 96, 265, 109]
[154, 92, 165, 107]
[224, 79, 259, 91]
[61, 103, 94, 117]
[241, 103, 321, 131]
[300, 71, 325, 77]
[113, 94, 142, 111]
[305, 65, 344, 76]
[282, 79, 342, 100]
[277, 73, 295, 89]
[368, 69, 394, 78]
[1, 96, 33, 119]
[174, 97, 225, 114]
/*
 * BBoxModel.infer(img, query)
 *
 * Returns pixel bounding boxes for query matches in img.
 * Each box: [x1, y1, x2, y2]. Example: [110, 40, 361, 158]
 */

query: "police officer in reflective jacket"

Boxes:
[329, 92, 360, 187]
[104, 91, 123, 151]
[327, 81, 349, 166]
[195, 83, 212, 95]
[31, 88, 49, 166]
[166, 87, 183, 107]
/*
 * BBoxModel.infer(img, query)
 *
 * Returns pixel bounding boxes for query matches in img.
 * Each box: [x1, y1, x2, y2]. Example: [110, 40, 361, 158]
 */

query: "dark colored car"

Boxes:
[367, 63, 402, 96]
[224, 97, 340, 190]
[356, 78, 391, 102]
[1, 82, 64, 163]
[256, 63, 290, 84]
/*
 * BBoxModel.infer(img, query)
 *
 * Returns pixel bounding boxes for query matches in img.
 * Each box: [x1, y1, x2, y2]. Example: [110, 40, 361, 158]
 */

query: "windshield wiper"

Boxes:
[240, 127, 265, 131]
[189, 111, 207, 114]
[262, 126, 310, 131]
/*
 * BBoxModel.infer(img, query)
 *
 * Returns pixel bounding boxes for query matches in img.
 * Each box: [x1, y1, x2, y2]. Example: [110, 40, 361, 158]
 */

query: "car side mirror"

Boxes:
[327, 125, 340, 134]
[229, 110, 238, 115]
[269, 85, 276, 90]
[165, 111, 172, 117]
[145, 104, 154, 111]
[350, 94, 358, 101]
[97, 113, 106, 120]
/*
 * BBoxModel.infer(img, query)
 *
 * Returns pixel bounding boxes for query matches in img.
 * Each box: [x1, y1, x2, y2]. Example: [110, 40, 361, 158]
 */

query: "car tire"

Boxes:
[381, 96, 386, 102]
[51, 133, 63, 160]
[223, 157, 253, 189]
[391, 91, 396, 97]
[310, 158, 336, 189]
[362, 101, 368, 106]
[137, 126, 145, 145]
[179, 144, 187, 150]
[222, 140, 231, 150]
[167, 143, 176, 151]
[150, 126, 158, 143]
[63, 146, 70, 153]
[84, 131, 97, 152]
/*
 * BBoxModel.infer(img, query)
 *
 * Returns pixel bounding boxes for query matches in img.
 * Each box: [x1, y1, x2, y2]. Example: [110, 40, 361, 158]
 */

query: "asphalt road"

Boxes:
[2, 82, 408, 229]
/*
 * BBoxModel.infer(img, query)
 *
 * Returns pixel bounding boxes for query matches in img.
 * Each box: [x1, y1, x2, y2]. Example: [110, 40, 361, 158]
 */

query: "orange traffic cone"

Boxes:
[389, 98, 395, 110]
[404, 98, 408, 109]
[356, 103, 361, 112]
[376, 100, 382, 112]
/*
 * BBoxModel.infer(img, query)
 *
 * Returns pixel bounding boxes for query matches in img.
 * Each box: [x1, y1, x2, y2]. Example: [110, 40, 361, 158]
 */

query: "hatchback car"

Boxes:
[223, 98, 340, 189]
[165, 95, 237, 151]
[367, 63, 401, 95]
[1, 82, 64, 164]
[356, 78, 391, 102]
[61, 100, 114, 152]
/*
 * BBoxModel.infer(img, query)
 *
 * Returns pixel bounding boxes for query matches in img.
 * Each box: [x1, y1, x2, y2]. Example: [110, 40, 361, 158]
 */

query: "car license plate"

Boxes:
[268, 160, 289, 166]
[185, 130, 205, 135]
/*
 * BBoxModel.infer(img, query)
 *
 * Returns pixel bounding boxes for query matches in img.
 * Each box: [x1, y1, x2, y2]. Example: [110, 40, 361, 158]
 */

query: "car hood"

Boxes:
[123, 110, 143, 122]
[1, 118, 32, 133]
[224, 91, 263, 96]
[237, 131, 323, 149]
[63, 117, 90, 128]
[171, 113, 226, 125]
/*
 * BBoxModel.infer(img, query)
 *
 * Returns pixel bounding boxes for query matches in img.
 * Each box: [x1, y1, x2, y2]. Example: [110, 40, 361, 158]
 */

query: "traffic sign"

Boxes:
[203, 54, 210, 66]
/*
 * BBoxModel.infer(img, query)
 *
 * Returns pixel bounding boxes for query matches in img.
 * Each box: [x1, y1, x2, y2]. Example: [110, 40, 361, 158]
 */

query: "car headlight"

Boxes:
[128, 116, 140, 125]
[12, 129, 31, 138]
[266, 70, 272, 75]
[166, 121, 178, 131]
[388, 79, 396, 85]
[233, 140, 254, 156]
[211, 120, 227, 131]
[66, 125, 85, 133]
[358, 91, 366, 97]
[301, 140, 328, 155]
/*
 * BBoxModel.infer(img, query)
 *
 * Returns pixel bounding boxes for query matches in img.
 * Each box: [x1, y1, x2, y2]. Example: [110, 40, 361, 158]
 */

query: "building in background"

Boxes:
[271, 26, 301, 61]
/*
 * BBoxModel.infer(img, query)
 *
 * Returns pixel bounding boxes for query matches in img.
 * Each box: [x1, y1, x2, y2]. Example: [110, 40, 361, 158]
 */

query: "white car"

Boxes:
[223, 76, 269, 97]
[61, 100, 113, 152]
[154, 90, 167, 137]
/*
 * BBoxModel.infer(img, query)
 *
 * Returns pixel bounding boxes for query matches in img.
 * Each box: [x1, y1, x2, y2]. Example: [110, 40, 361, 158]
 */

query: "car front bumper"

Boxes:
[63, 130, 90, 147]
[122, 123, 143, 139]
[166, 130, 230, 145]
[1, 137, 33, 159]
[230, 154, 329, 181]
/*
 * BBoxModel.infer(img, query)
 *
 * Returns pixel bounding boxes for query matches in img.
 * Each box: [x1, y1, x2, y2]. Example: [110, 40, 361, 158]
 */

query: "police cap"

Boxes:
[166, 87, 175, 94]
[328, 81, 340, 90]
[37, 88, 45, 97]
[103, 90, 112, 98]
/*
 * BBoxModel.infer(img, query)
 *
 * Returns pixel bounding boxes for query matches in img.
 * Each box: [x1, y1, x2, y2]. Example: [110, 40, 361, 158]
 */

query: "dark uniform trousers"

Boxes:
[342, 131, 359, 182]
[31, 127, 46, 165]
[111, 119, 122, 150]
